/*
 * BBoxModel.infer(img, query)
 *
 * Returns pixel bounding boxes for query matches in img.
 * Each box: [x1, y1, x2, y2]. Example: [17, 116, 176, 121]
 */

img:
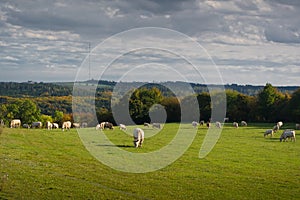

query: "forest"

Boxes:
[0, 81, 299, 127]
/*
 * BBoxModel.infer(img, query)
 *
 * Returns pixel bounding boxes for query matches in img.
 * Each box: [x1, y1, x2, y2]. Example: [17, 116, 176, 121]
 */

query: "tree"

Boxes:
[40, 114, 53, 125]
[18, 99, 41, 124]
[197, 92, 211, 122]
[161, 97, 180, 123]
[257, 83, 285, 122]
[53, 111, 64, 125]
[129, 87, 163, 124]
[286, 88, 300, 121]
[225, 90, 254, 122]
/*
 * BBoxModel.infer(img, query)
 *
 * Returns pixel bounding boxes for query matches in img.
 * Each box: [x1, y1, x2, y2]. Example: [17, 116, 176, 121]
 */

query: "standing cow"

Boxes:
[133, 128, 144, 148]
[46, 121, 53, 130]
[62, 121, 72, 131]
[10, 119, 21, 128]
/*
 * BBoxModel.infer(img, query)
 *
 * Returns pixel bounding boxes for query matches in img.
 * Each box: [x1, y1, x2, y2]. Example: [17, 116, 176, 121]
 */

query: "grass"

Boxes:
[0, 123, 299, 199]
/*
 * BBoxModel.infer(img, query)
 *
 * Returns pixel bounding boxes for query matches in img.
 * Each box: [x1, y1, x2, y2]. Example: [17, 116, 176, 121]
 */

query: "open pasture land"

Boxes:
[0, 123, 299, 199]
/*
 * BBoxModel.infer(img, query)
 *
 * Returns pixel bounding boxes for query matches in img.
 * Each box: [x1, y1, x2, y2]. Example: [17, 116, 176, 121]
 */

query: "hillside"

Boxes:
[0, 81, 298, 97]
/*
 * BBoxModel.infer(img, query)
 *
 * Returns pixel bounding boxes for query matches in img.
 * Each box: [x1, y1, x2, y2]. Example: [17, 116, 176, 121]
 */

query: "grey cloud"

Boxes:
[1, 0, 300, 85]
[265, 25, 300, 43]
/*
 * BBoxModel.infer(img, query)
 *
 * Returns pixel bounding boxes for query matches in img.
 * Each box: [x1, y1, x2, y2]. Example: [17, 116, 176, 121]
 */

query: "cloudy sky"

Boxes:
[1, 0, 300, 86]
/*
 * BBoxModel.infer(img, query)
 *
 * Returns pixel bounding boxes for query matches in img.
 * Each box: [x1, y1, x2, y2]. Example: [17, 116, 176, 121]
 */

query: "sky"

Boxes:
[0, 0, 300, 86]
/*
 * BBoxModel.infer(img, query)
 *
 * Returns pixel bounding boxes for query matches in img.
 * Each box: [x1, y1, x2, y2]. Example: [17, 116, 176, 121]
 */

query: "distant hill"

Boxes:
[0, 80, 298, 97]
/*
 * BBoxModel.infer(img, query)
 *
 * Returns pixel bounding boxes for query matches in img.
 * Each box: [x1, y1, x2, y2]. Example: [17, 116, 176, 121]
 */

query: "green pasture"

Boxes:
[0, 123, 299, 199]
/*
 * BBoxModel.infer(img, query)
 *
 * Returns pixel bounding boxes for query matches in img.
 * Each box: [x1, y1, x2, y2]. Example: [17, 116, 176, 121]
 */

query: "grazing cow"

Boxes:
[104, 122, 114, 130]
[96, 124, 101, 130]
[224, 118, 229, 122]
[152, 123, 161, 129]
[233, 122, 238, 128]
[62, 121, 72, 131]
[46, 121, 53, 130]
[31, 121, 42, 128]
[22, 124, 30, 129]
[119, 124, 126, 130]
[73, 123, 80, 128]
[81, 122, 88, 128]
[100, 122, 107, 129]
[144, 123, 150, 127]
[272, 125, 280, 133]
[264, 129, 274, 137]
[280, 130, 296, 142]
[10, 119, 21, 128]
[296, 124, 300, 130]
[192, 121, 198, 128]
[97, 122, 114, 130]
[215, 121, 222, 128]
[133, 128, 144, 148]
[199, 120, 205, 126]
[52, 123, 59, 129]
[206, 122, 211, 128]
[241, 121, 247, 126]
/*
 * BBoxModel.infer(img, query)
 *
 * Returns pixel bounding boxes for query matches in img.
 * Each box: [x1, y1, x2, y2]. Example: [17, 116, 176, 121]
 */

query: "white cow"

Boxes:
[192, 121, 198, 128]
[277, 121, 283, 128]
[119, 124, 126, 130]
[31, 121, 42, 128]
[73, 123, 80, 128]
[10, 119, 21, 128]
[22, 124, 30, 129]
[241, 121, 247, 126]
[144, 123, 150, 127]
[46, 121, 53, 130]
[215, 121, 222, 128]
[206, 122, 211, 128]
[273, 125, 280, 133]
[133, 128, 144, 148]
[100, 122, 106, 129]
[264, 129, 274, 137]
[62, 121, 72, 131]
[233, 122, 238, 128]
[96, 124, 101, 130]
[152, 123, 161, 129]
[52, 123, 59, 129]
[81, 122, 88, 128]
[280, 130, 296, 142]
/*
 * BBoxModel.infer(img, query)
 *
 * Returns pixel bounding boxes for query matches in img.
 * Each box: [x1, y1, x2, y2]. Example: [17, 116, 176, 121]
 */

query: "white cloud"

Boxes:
[0, 0, 299, 85]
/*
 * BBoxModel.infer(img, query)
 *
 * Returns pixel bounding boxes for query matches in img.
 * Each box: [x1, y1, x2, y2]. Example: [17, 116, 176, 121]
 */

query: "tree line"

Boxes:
[0, 83, 299, 127]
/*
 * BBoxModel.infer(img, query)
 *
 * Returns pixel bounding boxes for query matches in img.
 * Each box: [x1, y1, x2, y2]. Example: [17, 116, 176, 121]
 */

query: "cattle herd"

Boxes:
[4, 118, 298, 147]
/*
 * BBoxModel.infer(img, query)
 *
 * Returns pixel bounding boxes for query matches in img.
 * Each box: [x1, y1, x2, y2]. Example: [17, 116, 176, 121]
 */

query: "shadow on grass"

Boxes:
[96, 144, 133, 148]
[264, 137, 280, 142]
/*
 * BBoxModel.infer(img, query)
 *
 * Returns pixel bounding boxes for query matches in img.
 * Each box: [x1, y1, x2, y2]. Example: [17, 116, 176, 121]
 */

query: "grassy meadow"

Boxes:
[0, 123, 299, 199]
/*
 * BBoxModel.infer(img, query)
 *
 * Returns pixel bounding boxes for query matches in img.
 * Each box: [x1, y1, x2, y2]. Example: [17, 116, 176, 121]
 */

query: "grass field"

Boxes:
[0, 123, 299, 199]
